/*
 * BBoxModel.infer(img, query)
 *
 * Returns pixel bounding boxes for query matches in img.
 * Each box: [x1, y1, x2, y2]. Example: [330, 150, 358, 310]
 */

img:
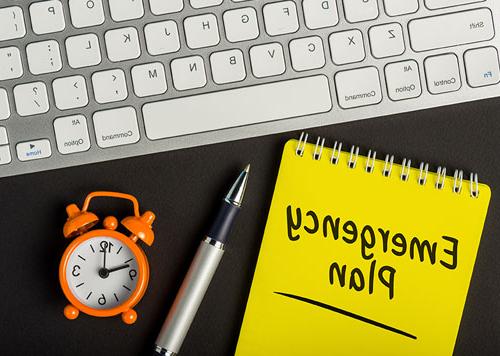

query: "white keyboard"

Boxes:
[0, 0, 499, 177]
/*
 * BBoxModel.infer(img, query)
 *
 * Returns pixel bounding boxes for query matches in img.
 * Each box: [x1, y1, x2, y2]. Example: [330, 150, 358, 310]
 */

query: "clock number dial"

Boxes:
[99, 241, 114, 253]
[66, 236, 140, 310]
[98, 293, 106, 306]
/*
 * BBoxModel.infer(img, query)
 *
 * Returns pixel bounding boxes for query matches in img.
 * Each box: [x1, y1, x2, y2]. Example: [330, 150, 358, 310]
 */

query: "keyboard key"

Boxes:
[150, 0, 184, 14]
[29, 0, 65, 34]
[0, 127, 7, 145]
[263, 1, 299, 36]
[250, 43, 286, 78]
[184, 14, 220, 49]
[143, 75, 332, 139]
[131, 62, 168, 97]
[0, 89, 10, 120]
[385, 60, 422, 101]
[425, 0, 484, 10]
[105, 27, 141, 62]
[145, 21, 181, 55]
[335, 67, 382, 109]
[0, 47, 23, 80]
[109, 0, 144, 22]
[190, 0, 224, 8]
[54, 115, 91, 154]
[223, 7, 259, 43]
[409, 9, 494, 52]
[68, 0, 105, 28]
[13, 82, 50, 117]
[66, 34, 102, 68]
[383, 0, 419, 16]
[92, 69, 128, 103]
[0, 146, 12, 165]
[289, 36, 326, 72]
[0, 7, 26, 42]
[464, 47, 500, 88]
[303, 0, 339, 29]
[369, 23, 405, 59]
[16, 139, 52, 162]
[26, 40, 63, 75]
[329, 30, 365, 65]
[210, 49, 246, 84]
[93, 107, 140, 148]
[53, 76, 89, 110]
[425, 54, 461, 94]
[171, 56, 207, 91]
[343, 0, 379, 23]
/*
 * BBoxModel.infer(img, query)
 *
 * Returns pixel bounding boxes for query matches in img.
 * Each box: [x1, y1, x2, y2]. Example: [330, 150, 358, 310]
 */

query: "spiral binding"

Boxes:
[295, 133, 480, 198]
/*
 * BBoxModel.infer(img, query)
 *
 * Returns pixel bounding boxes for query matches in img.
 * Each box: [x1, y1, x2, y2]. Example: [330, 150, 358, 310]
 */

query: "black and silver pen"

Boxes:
[154, 165, 250, 356]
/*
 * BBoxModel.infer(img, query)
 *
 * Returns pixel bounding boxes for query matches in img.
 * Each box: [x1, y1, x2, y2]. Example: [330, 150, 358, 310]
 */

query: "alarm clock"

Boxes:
[59, 191, 155, 324]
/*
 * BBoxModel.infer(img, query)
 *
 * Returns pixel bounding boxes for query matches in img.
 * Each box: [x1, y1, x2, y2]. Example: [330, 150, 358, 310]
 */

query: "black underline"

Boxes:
[274, 292, 417, 340]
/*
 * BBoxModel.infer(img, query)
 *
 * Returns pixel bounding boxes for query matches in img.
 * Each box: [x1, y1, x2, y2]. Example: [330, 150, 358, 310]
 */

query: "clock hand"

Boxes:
[100, 242, 107, 269]
[107, 264, 130, 274]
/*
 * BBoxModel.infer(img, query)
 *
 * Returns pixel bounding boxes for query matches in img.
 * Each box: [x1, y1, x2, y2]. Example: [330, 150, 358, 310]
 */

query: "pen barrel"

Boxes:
[155, 238, 225, 355]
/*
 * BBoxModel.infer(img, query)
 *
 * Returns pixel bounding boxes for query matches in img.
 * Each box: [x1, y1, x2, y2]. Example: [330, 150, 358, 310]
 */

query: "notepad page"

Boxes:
[236, 139, 491, 356]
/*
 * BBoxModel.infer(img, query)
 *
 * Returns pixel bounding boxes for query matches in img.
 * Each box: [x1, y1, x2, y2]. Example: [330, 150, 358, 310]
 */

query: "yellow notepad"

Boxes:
[236, 137, 491, 356]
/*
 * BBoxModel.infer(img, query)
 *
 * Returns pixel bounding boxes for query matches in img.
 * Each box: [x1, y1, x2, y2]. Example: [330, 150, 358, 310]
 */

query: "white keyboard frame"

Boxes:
[0, 0, 499, 178]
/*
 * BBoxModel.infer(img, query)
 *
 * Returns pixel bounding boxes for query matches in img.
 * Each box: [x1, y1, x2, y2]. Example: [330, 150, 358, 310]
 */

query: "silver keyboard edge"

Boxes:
[0, 0, 499, 178]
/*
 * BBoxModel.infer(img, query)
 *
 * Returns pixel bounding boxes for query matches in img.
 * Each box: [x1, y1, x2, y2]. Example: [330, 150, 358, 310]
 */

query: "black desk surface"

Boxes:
[1, 99, 499, 355]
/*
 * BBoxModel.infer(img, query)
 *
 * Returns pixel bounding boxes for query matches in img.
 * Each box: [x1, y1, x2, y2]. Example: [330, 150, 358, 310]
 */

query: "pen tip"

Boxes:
[225, 165, 250, 207]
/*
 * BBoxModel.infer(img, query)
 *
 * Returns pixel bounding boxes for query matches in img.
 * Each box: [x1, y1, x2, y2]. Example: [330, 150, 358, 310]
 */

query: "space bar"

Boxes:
[143, 75, 332, 140]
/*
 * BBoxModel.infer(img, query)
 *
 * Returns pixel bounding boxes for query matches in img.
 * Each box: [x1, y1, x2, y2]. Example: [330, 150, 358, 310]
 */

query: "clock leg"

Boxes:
[64, 304, 79, 320]
[121, 309, 137, 324]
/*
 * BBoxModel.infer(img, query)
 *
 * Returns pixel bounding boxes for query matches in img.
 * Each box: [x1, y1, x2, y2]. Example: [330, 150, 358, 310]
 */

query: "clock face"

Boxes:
[65, 236, 140, 310]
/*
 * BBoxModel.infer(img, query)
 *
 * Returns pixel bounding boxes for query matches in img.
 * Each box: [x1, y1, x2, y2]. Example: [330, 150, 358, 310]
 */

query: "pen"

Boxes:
[154, 165, 250, 356]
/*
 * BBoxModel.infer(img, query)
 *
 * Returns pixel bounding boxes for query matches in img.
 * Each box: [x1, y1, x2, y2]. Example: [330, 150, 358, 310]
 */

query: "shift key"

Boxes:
[409, 8, 494, 52]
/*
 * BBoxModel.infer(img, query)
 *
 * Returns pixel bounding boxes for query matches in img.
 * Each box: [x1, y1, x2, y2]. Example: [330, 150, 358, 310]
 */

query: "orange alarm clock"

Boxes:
[59, 191, 155, 324]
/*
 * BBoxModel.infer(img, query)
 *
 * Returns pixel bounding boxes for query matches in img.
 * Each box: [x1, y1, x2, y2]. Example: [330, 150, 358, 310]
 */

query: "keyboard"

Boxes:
[0, 0, 499, 178]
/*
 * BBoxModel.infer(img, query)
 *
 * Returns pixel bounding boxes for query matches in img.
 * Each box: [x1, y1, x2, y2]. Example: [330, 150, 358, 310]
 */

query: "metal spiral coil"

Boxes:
[383, 154, 394, 177]
[348, 146, 359, 169]
[295, 133, 480, 198]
